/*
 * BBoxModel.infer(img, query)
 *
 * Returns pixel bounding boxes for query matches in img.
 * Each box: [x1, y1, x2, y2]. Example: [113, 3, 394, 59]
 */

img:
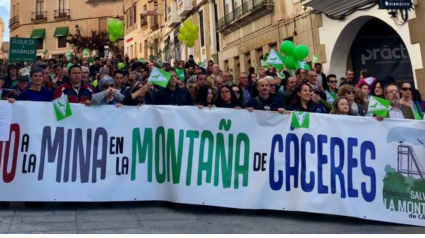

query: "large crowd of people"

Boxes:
[0, 54, 424, 121]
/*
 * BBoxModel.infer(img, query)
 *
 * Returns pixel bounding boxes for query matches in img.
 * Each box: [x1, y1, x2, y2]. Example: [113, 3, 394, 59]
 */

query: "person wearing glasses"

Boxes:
[215, 85, 241, 109]
[399, 81, 424, 118]
[307, 70, 324, 91]
[325, 74, 339, 104]
[91, 76, 124, 106]
[153, 68, 193, 106]
[376, 84, 414, 120]
[337, 85, 365, 116]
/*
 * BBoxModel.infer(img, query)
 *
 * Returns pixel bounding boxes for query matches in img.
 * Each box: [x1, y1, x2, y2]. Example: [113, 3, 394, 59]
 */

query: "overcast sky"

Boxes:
[0, 0, 10, 42]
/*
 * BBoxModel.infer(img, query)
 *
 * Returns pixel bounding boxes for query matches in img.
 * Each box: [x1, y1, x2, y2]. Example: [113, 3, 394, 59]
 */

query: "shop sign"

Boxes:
[378, 0, 412, 10]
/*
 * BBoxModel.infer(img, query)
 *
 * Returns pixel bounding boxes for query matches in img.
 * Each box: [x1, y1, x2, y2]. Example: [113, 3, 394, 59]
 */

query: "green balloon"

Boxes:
[293, 45, 310, 60]
[285, 56, 296, 70]
[109, 34, 118, 42]
[179, 26, 188, 34]
[305, 64, 311, 71]
[273, 64, 283, 71]
[116, 20, 124, 29]
[280, 41, 295, 56]
[186, 40, 195, 48]
[117, 28, 124, 38]
[118, 62, 126, 69]
[294, 60, 301, 69]
[185, 33, 195, 42]
[177, 34, 185, 42]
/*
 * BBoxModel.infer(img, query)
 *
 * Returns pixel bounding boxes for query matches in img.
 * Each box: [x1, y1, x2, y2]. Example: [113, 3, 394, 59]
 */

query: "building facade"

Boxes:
[216, 0, 324, 81]
[303, 0, 425, 95]
[9, 0, 124, 59]
[124, 0, 219, 64]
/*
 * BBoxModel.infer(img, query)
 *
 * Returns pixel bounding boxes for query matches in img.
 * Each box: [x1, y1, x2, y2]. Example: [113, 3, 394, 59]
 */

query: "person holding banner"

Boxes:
[17, 68, 53, 102]
[377, 84, 415, 120]
[196, 84, 215, 109]
[246, 78, 285, 113]
[337, 85, 365, 116]
[0, 74, 17, 103]
[330, 97, 351, 115]
[153, 68, 193, 106]
[399, 81, 424, 119]
[215, 84, 241, 109]
[5, 64, 18, 88]
[91, 76, 124, 106]
[288, 83, 325, 113]
[122, 81, 153, 106]
[54, 65, 93, 106]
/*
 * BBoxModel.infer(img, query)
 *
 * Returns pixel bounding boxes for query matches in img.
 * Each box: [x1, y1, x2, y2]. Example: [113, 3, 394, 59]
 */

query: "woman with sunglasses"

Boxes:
[91, 76, 124, 106]
[399, 81, 424, 118]
[337, 85, 365, 116]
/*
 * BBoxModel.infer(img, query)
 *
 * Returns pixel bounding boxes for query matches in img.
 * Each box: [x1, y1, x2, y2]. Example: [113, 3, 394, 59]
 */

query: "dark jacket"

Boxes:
[288, 101, 326, 113]
[54, 81, 94, 103]
[0, 89, 18, 99]
[153, 87, 194, 106]
[18, 87, 53, 102]
[245, 95, 283, 111]
[385, 104, 415, 120]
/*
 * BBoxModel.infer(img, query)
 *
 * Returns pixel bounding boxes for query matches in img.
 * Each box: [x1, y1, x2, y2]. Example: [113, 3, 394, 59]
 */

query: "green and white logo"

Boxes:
[53, 95, 72, 121]
[265, 49, 285, 65]
[176, 68, 185, 81]
[148, 67, 172, 87]
[312, 54, 319, 63]
[291, 111, 310, 129]
[368, 96, 390, 117]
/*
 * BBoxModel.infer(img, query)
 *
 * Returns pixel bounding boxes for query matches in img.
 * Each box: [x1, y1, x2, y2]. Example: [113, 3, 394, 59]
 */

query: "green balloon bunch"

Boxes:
[107, 19, 125, 43]
[177, 19, 199, 48]
[279, 41, 310, 70]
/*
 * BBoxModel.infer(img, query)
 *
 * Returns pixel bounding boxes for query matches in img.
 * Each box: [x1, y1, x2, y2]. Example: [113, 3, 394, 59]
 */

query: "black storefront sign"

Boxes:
[379, 0, 412, 10]
[350, 18, 414, 84]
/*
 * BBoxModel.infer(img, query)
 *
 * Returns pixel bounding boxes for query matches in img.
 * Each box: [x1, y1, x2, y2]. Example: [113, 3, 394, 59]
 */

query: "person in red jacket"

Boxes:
[54, 65, 93, 106]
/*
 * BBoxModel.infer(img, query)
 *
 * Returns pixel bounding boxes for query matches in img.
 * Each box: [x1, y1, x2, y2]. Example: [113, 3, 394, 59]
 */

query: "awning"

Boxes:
[302, 0, 376, 19]
[53, 27, 69, 37]
[30, 29, 45, 39]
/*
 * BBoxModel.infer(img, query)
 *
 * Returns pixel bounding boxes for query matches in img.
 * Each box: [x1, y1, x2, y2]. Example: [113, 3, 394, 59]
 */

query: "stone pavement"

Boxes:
[0, 201, 423, 234]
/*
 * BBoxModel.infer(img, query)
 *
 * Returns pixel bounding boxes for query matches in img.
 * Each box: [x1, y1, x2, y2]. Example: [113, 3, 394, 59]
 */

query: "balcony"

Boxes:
[217, 0, 274, 35]
[177, 0, 192, 17]
[301, 0, 374, 19]
[9, 15, 19, 30]
[168, 1, 180, 27]
[54, 9, 70, 20]
[31, 11, 47, 22]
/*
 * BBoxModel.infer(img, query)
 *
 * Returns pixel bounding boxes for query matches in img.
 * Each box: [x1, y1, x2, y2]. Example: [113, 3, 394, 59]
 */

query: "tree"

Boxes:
[66, 29, 120, 56]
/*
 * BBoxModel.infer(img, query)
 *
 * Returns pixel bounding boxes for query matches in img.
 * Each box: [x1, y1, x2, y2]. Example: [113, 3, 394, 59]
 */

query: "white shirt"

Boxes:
[389, 106, 405, 119]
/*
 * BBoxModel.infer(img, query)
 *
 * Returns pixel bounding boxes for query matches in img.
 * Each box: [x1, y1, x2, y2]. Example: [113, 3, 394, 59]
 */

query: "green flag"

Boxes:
[292, 112, 310, 129]
[261, 60, 269, 68]
[265, 49, 285, 65]
[148, 67, 172, 88]
[367, 96, 390, 117]
[176, 68, 185, 81]
[277, 72, 285, 79]
[198, 62, 206, 69]
[53, 95, 72, 121]
[313, 54, 319, 63]
[139, 57, 146, 63]
[65, 52, 72, 61]
[83, 48, 90, 58]
[413, 109, 423, 120]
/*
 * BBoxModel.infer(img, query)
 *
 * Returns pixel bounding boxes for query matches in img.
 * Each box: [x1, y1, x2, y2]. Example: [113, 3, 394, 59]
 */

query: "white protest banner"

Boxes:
[0, 102, 424, 227]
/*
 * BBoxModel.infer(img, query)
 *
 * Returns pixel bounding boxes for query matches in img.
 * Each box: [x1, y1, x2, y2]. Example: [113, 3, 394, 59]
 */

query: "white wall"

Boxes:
[319, 6, 423, 87]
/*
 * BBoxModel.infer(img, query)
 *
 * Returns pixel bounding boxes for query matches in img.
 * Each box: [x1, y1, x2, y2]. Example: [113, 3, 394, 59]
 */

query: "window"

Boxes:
[233, 0, 238, 11]
[140, 43, 142, 53]
[199, 11, 205, 47]
[164, 1, 167, 22]
[58, 36, 67, 48]
[36, 0, 44, 13]
[37, 39, 43, 50]
[133, 6, 137, 25]
[130, 7, 134, 26]
[59, 0, 65, 11]
[224, 0, 229, 15]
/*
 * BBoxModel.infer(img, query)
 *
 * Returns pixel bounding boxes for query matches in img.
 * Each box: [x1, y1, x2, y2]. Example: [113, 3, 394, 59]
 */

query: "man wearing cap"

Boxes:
[91, 76, 124, 106]
[0, 74, 17, 102]
[54, 65, 93, 106]
[11, 75, 29, 95]
[18, 67, 53, 102]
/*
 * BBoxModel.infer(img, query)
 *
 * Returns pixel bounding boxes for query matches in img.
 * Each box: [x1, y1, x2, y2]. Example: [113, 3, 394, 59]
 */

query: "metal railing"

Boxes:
[217, 0, 273, 29]
[31, 11, 47, 21]
[54, 9, 70, 19]
[9, 15, 19, 29]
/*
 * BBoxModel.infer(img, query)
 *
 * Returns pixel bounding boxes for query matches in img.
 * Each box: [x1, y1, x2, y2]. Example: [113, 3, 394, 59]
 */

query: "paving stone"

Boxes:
[14, 210, 76, 217]
[141, 220, 205, 229]
[9, 222, 77, 233]
[136, 212, 198, 221]
[142, 227, 210, 234]
[77, 213, 138, 222]
[0, 223, 9, 233]
[80, 228, 145, 234]
[76, 208, 134, 215]
[14, 215, 76, 223]
[0, 216, 13, 224]
[77, 221, 142, 231]
[196, 214, 262, 227]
